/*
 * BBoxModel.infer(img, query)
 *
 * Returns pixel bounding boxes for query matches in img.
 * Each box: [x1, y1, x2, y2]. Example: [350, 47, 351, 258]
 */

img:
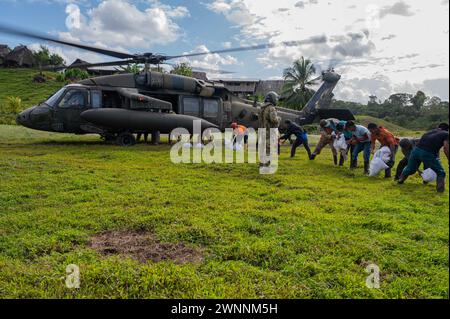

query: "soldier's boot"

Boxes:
[436, 176, 446, 193]
[339, 154, 345, 167]
[364, 161, 370, 175]
[333, 155, 338, 166]
[397, 174, 408, 184]
[384, 168, 392, 179]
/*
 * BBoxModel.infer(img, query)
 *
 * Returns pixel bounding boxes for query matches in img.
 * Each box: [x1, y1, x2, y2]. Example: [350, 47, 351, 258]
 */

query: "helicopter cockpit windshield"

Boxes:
[44, 88, 66, 107]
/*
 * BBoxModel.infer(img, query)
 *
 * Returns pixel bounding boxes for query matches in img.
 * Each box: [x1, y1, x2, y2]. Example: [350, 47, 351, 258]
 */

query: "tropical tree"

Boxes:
[33, 45, 65, 75]
[49, 53, 65, 67]
[281, 57, 319, 110]
[33, 45, 50, 75]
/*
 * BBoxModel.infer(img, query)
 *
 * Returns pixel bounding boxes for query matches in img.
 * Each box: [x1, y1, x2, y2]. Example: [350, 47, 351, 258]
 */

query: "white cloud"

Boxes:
[205, 0, 449, 102]
[61, 0, 189, 50]
[174, 44, 240, 78]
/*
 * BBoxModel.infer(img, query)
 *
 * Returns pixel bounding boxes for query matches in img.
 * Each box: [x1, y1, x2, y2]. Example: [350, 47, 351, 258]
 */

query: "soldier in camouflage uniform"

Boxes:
[259, 92, 281, 167]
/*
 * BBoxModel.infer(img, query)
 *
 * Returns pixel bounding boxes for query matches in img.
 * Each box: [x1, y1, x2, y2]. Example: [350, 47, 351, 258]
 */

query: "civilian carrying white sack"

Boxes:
[333, 134, 347, 151]
[333, 133, 348, 160]
[369, 146, 391, 177]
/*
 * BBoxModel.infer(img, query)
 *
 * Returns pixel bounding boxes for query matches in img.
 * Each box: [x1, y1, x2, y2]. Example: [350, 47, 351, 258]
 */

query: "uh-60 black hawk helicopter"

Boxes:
[1, 25, 355, 146]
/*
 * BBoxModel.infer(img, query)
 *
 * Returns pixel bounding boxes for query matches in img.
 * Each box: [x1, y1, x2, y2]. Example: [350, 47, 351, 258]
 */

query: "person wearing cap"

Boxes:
[346, 120, 372, 174]
[398, 123, 449, 193]
[310, 118, 342, 165]
[231, 122, 249, 148]
[367, 123, 400, 178]
[279, 119, 312, 158]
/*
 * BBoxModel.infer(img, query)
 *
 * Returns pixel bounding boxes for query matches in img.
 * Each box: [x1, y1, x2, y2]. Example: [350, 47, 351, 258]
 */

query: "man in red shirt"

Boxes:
[368, 123, 400, 178]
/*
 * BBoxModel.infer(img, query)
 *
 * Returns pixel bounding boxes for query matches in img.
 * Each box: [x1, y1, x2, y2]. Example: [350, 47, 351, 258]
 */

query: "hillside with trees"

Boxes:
[278, 57, 448, 131]
[330, 91, 449, 131]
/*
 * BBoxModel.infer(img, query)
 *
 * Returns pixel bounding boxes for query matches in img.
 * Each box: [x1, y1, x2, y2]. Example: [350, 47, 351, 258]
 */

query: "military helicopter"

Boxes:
[1, 25, 355, 146]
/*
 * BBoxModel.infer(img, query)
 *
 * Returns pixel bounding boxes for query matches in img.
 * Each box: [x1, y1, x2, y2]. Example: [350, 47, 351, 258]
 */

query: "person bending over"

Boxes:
[346, 121, 372, 174]
[368, 123, 400, 178]
[280, 120, 312, 158]
[398, 123, 449, 193]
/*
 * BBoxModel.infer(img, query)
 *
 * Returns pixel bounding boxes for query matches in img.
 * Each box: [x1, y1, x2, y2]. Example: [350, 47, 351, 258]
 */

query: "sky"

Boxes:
[0, 0, 448, 103]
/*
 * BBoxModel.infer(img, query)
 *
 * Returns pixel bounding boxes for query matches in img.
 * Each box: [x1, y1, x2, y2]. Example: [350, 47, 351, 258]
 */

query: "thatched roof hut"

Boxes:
[69, 58, 90, 69]
[5, 45, 36, 67]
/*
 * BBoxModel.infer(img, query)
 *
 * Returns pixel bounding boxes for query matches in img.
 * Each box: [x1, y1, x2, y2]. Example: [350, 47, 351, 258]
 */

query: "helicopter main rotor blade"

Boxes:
[0, 24, 136, 60]
[166, 35, 327, 60]
[67, 60, 136, 69]
[162, 63, 235, 74]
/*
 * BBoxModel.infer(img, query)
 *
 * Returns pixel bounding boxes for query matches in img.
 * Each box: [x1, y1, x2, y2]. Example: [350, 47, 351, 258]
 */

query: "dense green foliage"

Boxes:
[119, 63, 143, 74]
[0, 126, 448, 298]
[331, 91, 449, 131]
[170, 62, 193, 77]
[56, 68, 90, 82]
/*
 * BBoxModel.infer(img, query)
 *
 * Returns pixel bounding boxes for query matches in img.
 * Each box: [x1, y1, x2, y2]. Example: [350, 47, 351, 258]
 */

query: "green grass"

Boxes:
[0, 69, 62, 109]
[0, 125, 448, 299]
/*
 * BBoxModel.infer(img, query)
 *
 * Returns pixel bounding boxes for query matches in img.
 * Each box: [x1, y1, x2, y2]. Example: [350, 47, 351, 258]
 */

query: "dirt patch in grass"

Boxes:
[89, 230, 204, 264]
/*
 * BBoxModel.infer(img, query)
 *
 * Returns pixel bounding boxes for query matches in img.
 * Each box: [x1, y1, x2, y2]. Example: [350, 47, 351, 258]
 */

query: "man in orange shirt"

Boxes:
[231, 122, 249, 147]
[368, 123, 400, 178]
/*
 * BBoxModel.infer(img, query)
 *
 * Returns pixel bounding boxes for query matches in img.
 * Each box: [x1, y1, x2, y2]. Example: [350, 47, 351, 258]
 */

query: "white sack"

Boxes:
[369, 147, 391, 177]
[421, 168, 437, 183]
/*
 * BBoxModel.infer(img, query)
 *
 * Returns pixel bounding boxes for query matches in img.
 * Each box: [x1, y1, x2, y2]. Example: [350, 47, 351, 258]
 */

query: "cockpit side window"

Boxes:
[58, 89, 88, 108]
[45, 88, 66, 107]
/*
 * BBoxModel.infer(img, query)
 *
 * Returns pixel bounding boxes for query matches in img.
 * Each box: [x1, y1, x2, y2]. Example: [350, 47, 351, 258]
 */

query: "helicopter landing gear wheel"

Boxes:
[116, 132, 136, 147]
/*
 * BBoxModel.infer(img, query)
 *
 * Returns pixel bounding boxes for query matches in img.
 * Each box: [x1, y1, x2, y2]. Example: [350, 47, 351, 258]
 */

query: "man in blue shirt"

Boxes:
[280, 120, 312, 158]
[345, 121, 372, 174]
[395, 138, 419, 181]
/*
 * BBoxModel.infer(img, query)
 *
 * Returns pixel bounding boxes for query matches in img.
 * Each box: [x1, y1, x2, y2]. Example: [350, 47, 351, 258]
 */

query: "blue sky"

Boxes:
[0, 0, 449, 102]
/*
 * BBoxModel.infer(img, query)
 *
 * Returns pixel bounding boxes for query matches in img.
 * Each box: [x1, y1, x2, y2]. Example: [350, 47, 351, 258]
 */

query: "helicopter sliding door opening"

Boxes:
[102, 91, 122, 108]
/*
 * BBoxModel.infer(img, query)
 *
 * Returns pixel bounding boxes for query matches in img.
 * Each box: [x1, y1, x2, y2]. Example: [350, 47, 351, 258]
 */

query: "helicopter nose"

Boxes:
[16, 108, 32, 127]
[16, 111, 27, 125]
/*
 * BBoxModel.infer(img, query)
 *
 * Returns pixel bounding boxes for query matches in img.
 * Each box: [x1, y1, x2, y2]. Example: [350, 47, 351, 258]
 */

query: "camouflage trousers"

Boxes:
[313, 133, 337, 156]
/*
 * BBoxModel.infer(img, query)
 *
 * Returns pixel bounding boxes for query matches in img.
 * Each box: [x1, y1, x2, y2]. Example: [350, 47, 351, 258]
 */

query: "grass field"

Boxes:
[0, 69, 61, 108]
[0, 125, 448, 299]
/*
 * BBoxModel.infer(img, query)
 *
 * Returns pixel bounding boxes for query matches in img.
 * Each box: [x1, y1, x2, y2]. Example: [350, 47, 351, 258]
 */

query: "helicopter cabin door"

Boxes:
[53, 88, 92, 133]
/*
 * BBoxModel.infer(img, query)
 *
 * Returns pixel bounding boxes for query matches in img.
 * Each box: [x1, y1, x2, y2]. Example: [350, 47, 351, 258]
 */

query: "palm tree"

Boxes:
[281, 57, 319, 110]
